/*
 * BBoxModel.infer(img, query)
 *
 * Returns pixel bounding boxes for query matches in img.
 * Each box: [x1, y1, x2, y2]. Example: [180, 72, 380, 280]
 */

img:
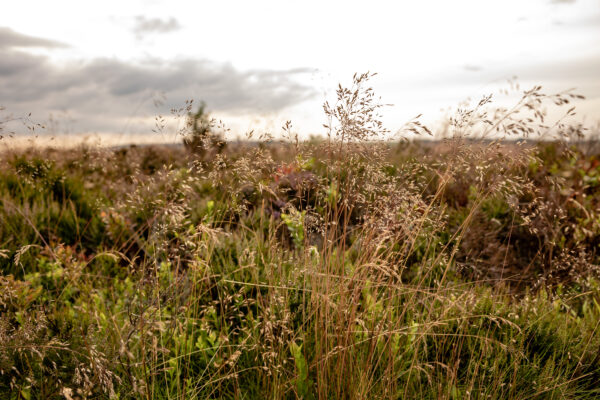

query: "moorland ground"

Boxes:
[1, 75, 600, 399]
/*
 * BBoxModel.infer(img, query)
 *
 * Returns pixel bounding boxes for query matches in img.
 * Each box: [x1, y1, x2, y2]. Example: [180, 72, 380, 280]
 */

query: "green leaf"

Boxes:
[290, 341, 309, 397]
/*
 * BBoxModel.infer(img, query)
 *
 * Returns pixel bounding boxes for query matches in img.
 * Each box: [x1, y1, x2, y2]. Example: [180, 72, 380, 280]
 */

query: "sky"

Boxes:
[0, 0, 599, 143]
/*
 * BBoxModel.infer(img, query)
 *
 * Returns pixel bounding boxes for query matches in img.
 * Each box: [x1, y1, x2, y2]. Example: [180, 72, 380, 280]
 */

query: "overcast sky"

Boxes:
[1, 0, 599, 142]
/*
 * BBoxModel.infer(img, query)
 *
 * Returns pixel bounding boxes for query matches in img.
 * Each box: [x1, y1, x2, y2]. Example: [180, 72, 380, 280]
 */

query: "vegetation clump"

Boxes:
[182, 102, 226, 158]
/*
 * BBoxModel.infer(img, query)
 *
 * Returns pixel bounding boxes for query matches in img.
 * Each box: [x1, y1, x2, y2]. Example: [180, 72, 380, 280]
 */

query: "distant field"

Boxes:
[1, 75, 600, 399]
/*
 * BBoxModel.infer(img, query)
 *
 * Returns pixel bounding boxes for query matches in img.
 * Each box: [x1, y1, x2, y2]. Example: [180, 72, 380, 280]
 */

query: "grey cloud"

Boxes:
[463, 65, 482, 72]
[0, 27, 67, 50]
[0, 41, 315, 134]
[133, 16, 181, 37]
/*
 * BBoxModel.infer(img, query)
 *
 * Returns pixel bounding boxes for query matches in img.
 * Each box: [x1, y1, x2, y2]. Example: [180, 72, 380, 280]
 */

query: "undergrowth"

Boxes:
[1, 73, 600, 399]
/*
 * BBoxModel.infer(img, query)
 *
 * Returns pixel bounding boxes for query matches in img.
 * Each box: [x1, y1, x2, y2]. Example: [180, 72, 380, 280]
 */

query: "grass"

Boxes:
[1, 73, 600, 399]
